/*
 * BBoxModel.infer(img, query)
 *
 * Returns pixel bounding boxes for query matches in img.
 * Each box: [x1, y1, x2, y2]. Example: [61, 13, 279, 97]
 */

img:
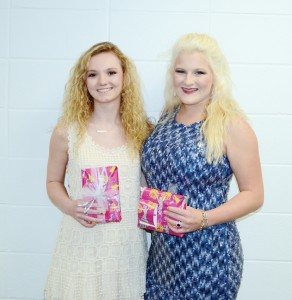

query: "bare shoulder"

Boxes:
[47, 125, 69, 182]
[50, 125, 69, 152]
[51, 125, 68, 140]
[227, 118, 258, 146]
[225, 117, 260, 164]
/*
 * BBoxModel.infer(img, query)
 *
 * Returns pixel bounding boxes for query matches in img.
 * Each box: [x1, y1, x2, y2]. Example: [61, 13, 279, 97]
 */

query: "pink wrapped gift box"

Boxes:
[138, 187, 188, 237]
[81, 166, 121, 223]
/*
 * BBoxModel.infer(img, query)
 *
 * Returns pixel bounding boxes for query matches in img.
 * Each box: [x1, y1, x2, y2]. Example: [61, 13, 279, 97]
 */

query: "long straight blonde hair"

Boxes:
[163, 33, 245, 163]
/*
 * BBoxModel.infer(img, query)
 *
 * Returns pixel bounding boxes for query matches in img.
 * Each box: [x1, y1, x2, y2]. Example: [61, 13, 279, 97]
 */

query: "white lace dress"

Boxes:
[44, 127, 148, 299]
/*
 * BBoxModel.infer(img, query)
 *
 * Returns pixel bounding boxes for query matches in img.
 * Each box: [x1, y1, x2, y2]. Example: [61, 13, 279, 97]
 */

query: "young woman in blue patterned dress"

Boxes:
[141, 33, 264, 300]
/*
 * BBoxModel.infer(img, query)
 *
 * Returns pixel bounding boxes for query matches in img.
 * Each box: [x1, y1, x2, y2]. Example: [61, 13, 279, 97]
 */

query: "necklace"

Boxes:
[91, 120, 121, 133]
[96, 129, 112, 133]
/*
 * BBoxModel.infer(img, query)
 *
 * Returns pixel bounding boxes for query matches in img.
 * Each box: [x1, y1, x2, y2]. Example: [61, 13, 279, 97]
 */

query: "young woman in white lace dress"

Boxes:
[44, 42, 152, 299]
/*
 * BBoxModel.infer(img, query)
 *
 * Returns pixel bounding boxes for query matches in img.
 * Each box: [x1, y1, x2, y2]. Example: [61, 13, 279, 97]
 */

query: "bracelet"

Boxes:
[198, 210, 208, 231]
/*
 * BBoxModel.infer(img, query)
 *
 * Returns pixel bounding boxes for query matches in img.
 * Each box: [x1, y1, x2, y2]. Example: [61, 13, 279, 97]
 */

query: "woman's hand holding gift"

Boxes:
[165, 206, 203, 233]
[65, 199, 98, 228]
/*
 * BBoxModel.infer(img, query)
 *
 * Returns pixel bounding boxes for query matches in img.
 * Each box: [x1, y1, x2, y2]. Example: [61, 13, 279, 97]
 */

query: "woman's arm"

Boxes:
[46, 126, 70, 213]
[46, 126, 97, 227]
[207, 119, 264, 226]
[166, 119, 264, 232]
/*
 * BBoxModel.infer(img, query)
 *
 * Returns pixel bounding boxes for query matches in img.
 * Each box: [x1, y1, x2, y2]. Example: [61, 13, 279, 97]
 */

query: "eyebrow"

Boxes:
[175, 67, 208, 72]
[87, 67, 119, 72]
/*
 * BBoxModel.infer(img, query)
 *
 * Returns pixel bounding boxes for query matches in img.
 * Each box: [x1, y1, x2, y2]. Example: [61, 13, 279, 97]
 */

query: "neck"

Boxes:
[88, 107, 122, 134]
[178, 104, 206, 124]
[90, 107, 121, 126]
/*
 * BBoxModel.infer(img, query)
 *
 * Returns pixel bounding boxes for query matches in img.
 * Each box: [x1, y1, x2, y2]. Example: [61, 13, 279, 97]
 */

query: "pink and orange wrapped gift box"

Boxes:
[81, 166, 121, 223]
[138, 187, 188, 237]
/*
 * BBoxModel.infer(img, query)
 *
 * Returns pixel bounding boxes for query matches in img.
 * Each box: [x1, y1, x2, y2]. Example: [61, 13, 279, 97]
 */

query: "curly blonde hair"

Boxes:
[163, 33, 246, 163]
[57, 42, 151, 154]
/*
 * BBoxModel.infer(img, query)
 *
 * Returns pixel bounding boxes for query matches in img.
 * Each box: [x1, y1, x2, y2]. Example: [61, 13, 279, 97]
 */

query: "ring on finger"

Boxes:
[176, 221, 182, 228]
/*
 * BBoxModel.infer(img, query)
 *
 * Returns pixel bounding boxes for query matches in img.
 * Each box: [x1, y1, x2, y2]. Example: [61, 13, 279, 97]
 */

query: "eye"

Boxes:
[87, 72, 96, 78]
[108, 71, 117, 76]
[194, 70, 206, 75]
[175, 69, 185, 74]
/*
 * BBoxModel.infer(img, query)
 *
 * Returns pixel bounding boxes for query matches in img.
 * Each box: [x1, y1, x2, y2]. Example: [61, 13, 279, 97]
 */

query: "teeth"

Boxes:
[98, 88, 111, 93]
[182, 88, 198, 92]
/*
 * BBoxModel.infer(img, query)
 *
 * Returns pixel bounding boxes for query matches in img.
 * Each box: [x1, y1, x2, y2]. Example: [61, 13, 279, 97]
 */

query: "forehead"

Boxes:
[175, 51, 210, 68]
[88, 52, 122, 69]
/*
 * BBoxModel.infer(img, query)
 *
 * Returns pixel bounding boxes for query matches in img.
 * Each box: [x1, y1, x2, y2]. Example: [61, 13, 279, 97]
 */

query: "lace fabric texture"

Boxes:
[44, 127, 148, 300]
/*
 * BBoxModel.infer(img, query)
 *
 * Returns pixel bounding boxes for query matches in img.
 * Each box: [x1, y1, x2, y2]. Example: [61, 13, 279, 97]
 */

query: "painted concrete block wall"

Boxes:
[0, 0, 291, 299]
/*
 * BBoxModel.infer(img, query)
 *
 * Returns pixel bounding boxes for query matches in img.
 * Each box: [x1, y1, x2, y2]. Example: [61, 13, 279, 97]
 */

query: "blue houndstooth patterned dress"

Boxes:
[141, 109, 243, 300]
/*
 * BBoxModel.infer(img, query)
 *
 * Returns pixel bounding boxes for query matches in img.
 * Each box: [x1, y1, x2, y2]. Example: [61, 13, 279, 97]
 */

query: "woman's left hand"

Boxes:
[165, 206, 203, 233]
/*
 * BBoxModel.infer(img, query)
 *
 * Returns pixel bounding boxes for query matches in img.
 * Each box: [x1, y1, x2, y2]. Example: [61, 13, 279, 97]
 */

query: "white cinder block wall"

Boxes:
[1, 0, 291, 299]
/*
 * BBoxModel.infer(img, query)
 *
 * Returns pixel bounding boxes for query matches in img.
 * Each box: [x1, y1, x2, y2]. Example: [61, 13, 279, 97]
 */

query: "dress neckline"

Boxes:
[85, 131, 127, 152]
[172, 107, 204, 128]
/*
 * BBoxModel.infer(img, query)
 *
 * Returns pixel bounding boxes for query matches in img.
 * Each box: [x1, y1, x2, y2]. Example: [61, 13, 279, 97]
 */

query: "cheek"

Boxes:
[202, 78, 213, 91]
[173, 75, 181, 87]
[117, 74, 124, 88]
[85, 80, 95, 97]
[85, 79, 92, 90]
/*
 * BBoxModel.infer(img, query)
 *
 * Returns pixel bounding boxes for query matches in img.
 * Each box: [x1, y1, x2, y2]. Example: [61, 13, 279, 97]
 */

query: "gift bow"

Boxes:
[82, 168, 109, 211]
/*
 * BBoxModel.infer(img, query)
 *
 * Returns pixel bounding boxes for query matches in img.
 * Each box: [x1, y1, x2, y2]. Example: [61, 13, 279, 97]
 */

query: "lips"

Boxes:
[181, 87, 198, 94]
[97, 87, 112, 93]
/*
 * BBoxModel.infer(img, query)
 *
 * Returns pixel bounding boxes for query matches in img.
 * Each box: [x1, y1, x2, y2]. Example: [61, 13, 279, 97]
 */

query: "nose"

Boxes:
[185, 73, 194, 85]
[98, 73, 108, 85]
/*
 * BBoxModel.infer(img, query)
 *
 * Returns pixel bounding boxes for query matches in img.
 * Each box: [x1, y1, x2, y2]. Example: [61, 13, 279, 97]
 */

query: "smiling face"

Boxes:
[85, 52, 124, 105]
[173, 51, 214, 111]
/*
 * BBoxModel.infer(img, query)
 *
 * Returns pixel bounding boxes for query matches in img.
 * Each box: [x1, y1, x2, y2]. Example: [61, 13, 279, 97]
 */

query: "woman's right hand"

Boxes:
[66, 199, 101, 228]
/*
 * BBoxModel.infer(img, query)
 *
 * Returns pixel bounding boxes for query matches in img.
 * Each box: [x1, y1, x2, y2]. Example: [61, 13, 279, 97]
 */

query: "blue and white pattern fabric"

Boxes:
[141, 108, 243, 300]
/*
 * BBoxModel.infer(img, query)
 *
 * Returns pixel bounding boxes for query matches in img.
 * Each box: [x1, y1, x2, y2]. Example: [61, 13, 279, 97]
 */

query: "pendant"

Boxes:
[96, 130, 108, 133]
